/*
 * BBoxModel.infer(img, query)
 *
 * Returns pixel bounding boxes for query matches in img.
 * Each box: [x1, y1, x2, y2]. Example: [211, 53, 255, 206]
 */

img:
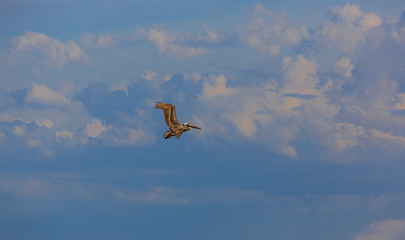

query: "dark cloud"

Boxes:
[160, 73, 202, 103]
[9, 88, 27, 106]
[77, 80, 159, 117]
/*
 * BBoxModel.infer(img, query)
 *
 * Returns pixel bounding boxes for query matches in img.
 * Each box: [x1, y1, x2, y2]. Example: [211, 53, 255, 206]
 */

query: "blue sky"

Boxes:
[1, 0, 405, 239]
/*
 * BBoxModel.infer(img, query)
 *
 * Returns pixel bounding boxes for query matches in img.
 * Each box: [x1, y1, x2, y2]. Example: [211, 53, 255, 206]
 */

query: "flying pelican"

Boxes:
[155, 102, 202, 139]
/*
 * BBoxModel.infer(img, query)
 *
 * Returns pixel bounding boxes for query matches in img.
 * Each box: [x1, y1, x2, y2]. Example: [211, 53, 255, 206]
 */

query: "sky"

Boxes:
[1, 0, 405, 239]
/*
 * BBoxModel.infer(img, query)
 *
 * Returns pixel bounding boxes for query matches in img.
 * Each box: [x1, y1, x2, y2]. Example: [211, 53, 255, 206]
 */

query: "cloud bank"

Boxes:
[1, 4, 405, 162]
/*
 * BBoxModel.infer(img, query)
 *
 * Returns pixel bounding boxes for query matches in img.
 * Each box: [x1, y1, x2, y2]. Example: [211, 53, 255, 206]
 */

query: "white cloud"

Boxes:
[354, 219, 405, 240]
[198, 75, 300, 156]
[111, 127, 154, 146]
[35, 119, 54, 129]
[281, 55, 319, 95]
[12, 125, 26, 136]
[200, 75, 239, 99]
[172, 58, 405, 158]
[108, 79, 133, 95]
[197, 28, 223, 43]
[239, 4, 308, 55]
[335, 122, 366, 150]
[55, 130, 74, 144]
[162, 74, 173, 82]
[10, 31, 87, 67]
[25, 83, 70, 108]
[183, 72, 202, 82]
[80, 33, 117, 49]
[321, 4, 382, 53]
[370, 129, 405, 145]
[141, 70, 158, 81]
[0, 79, 159, 151]
[390, 19, 405, 44]
[335, 57, 355, 77]
[138, 27, 208, 58]
[274, 127, 298, 158]
[227, 97, 270, 139]
[85, 119, 111, 138]
[55, 130, 73, 142]
[394, 93, 405, 110]
[283, 97, 301, 111]
[2, 6, 405, 161]
[93, 34, 116, 49]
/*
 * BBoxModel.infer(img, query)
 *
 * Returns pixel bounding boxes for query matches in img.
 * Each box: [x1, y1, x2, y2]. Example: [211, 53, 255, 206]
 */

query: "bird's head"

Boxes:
[183, 122, 202, 130]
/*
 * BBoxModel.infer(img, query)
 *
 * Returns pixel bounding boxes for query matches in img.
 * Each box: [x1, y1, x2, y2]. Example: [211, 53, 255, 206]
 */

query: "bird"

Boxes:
[155, 102, 202, 139]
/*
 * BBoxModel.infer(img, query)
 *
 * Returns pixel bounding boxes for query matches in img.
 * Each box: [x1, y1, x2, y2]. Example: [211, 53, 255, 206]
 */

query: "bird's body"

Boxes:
[155, 102, 202, 139]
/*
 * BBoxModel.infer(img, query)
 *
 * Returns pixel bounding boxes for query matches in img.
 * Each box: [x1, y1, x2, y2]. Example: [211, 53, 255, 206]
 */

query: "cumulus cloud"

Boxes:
[354, 219, 405, 240]
[390, 13, 405, 44]
[335, 57, 355, 78]
[12, 124, 26, 136]
[2, 4, 405, 161]
[281, 55, 319, 95]
[35, 119, 54, 129]
[0, 120, 57, 155]
[25, 83, 70, 108]
[196, 28, 224, 43]
[138, 27, 208, 58]
[189, 37, 405, 159]
[200, 75, 239, 99]
[141, 70, 158, 81]
[394, 93, 405, 110]
[55, 130, 74, 143]
[239, 4, 308, 55]
[85, 119, 111, 138]
[335, 122, 366, 150]
[320, 4, 382, 53]
[10, 31, 87, 67]
[228, 96, 271, 139]
[183, 72, 202, 82]
[370, 129, 405, 145]
[0, 76, 160, 152]
[110, 127, 154, 146]
[197, 74, 298, 156]
[80, 33, 117, 49]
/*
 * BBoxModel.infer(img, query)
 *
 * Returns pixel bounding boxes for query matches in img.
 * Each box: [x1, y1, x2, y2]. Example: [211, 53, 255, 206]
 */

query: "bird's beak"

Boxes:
[189, 124, 202, 130]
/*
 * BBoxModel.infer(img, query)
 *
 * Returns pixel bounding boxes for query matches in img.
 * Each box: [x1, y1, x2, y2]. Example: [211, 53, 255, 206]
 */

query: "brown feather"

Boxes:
[155, 102, 180, 129]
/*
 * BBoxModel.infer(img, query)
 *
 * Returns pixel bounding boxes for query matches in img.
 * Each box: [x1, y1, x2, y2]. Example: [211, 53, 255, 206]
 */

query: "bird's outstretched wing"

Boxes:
[155, 102, 181, 128]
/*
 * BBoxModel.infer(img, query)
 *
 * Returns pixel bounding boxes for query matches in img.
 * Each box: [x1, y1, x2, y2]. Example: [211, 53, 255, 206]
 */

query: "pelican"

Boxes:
[155, 102, 202, 139]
